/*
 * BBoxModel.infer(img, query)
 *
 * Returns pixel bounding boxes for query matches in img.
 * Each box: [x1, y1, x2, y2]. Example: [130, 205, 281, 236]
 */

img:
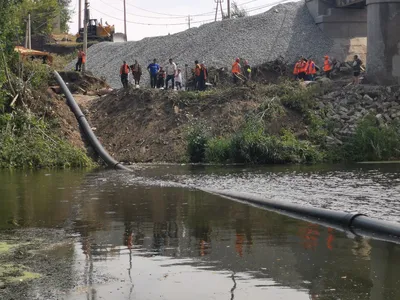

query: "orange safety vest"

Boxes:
[306, 60, 316, 75]
[293, 62, 300, 75]
[120, 63, 129, 75]
[200, 64, 207, 80]
[298, 60, 307, 73]
[81, 52, 86, 64]
[323, 58, 332, 72]
[232, 62, 240, 74]
[194, 64, 201, 76]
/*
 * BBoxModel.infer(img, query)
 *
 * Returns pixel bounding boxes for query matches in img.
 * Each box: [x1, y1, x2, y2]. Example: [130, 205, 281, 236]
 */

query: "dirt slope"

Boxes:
[87, 86, 304, 163]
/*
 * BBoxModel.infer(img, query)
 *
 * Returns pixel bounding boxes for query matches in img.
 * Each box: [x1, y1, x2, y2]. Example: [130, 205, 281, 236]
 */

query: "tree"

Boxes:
[223, 1, 248, 19]
[58, 0, 72, 32]
[231, 1, 248, 18]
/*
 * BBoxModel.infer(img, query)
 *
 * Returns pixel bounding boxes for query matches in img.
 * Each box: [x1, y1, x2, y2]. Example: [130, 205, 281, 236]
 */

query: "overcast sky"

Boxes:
[68, 0, 296, 41]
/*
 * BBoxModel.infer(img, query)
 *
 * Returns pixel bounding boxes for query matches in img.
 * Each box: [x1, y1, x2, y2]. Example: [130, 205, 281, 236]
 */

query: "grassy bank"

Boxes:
[0, 48, 95, 169]
[184, 81, 400, 165]
[0, 112, 94, 169]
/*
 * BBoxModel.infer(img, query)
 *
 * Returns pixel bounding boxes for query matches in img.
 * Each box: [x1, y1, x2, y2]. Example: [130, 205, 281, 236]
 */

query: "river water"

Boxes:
[1, 164, 400, 299]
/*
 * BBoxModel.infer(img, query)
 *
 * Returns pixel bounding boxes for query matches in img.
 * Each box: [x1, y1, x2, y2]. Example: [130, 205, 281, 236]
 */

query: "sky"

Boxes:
[67, 0, 297, 41]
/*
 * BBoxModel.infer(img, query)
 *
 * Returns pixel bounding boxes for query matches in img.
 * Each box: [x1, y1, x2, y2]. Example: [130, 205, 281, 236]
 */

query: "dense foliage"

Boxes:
[187, 120, 323, 165]
[0, 1, 93, 169]
[0, 112, 94, 169]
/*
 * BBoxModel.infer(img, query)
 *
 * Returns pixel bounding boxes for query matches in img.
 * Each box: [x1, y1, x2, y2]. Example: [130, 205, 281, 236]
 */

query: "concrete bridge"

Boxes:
[306, 0, 400, 85]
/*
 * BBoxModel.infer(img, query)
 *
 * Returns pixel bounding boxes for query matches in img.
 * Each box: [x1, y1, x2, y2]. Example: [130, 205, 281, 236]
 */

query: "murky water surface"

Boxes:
[1, 164, 400, 299]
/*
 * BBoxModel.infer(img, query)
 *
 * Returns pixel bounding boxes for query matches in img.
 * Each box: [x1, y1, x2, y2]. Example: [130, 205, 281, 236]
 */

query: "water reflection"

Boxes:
[1, 169, 400, 299]
[67, 176, 400, 300]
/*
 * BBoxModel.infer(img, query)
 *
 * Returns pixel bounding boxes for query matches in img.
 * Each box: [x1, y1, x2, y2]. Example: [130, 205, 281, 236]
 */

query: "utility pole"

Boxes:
[214, 0, 219, 22]
[187, 15, 192, 29]
[28, 13, 32, 49]
[83, 0, 89, 72]
[78, 0, 82, 32]
[227, 0, 231, 19]
[25, 17, 28, 48]
[123, 0, 127, 40]
[214, 0, 225, 21]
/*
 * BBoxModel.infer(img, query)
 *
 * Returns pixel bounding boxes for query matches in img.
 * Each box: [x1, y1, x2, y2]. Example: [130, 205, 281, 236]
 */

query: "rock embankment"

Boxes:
[318, 83, 400, 141]
[70, 2, 333, 88]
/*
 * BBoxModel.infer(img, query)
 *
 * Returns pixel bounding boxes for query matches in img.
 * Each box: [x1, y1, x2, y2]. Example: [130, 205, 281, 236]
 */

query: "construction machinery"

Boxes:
[14, 46, 53, 65]
[76, 19, 126, 43]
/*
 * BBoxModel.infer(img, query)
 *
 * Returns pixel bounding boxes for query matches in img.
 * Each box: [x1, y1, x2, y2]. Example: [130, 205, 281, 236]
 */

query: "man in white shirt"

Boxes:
[165, 58, 177, 90]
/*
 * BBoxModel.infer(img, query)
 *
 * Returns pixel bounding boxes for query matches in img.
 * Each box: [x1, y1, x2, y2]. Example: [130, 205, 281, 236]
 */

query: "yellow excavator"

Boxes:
[76, 19, 126, 43]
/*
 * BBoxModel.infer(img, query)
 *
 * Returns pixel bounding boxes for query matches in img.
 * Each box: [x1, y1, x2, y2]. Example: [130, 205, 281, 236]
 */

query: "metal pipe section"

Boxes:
[53, 70, 130, 171]
[204, 189, 400, 244]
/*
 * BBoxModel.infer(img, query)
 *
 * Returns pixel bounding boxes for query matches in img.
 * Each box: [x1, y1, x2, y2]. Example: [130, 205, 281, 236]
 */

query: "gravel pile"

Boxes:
[68, 1, 333, 88]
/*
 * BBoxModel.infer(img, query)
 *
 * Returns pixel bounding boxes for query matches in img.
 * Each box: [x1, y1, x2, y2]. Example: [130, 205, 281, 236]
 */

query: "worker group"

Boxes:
[75, 49, 363, 89]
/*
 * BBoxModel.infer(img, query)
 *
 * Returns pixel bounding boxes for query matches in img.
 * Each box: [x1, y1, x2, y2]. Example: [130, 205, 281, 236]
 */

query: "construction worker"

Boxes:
[147, 59, 160, 89]
[305, 57, 317, 81]
[244, 60, 251, 81]
[157, 67, 166, 88]
[352, 55, 363, 85]
[293, 57, 306, 80]
[232, 58, 241, 84]
[75, 49, 85, 72]
[120, 60, 130, 88]
[299, 57, 308, 80]
[323, 55, 333, 78]
[293, 60, 300, 79]
[175, 68, 183, 90]
[199, 62, 208, 91]
[194, 60, 202, 90]
[131, 60, 142, 86]
[165, 58, 177, 90]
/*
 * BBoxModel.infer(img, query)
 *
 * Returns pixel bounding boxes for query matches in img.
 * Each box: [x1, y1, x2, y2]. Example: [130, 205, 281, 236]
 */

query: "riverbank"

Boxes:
[0, 65, 110, 169]
[87, 79, 400, 164]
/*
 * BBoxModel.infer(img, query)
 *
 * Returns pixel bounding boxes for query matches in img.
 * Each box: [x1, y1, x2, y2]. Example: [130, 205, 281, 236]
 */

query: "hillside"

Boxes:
[70, 2, 333, 88]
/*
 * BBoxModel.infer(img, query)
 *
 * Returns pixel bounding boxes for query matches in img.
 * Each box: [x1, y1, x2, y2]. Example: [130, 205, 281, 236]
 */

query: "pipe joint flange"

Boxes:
[342, 213, 366, 230]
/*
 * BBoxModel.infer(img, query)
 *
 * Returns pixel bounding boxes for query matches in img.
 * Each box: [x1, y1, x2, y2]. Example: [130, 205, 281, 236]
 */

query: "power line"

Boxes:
[90, 7, 215, 26]
[91, 0, 291, 27]
[98, 0, 189, 19]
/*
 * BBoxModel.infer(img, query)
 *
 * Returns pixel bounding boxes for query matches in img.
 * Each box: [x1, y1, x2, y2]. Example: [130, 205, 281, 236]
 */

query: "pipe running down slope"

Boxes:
[54, 71, 400, 244]
[53, 70, 130, 171]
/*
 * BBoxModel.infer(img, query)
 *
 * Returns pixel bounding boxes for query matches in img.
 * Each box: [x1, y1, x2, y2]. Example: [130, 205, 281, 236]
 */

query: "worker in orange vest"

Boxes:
[305, 58, 317, 81]
[293, 56, 307, 80]
[120, 60, 130, 88]
[293, 60, 300, 79]
[323, 55, 333, 78]
[199, 62, 208, 91]
[232, 58, 241, 84]
[194, 60, 202, 90]
[75, 49, 86, 72]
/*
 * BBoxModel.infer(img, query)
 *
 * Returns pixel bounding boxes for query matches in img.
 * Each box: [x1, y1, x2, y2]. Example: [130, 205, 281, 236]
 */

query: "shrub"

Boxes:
[0, 112, 95, 169]
[200, 121, 324, 165]
[345, 115, 400, 161]
[205, 137, 231, 163]
[185, 123, 210, 163]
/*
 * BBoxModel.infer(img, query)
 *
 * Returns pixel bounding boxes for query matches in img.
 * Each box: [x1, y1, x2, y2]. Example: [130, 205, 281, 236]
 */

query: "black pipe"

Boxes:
[53, 70, 130, 171]
[53, 71, 400, 244]
[204, 189, 400, 244]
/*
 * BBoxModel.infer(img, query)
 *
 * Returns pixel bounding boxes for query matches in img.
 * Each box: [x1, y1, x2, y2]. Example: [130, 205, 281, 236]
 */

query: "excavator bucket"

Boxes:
[112, 33, 127, 43]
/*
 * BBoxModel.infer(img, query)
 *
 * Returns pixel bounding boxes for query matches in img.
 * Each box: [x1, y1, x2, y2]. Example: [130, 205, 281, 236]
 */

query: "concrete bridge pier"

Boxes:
[367, 0, 400, 85]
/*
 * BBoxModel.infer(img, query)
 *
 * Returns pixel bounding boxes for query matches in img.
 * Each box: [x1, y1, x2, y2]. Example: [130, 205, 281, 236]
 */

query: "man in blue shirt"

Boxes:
[147, 59, 160, 88]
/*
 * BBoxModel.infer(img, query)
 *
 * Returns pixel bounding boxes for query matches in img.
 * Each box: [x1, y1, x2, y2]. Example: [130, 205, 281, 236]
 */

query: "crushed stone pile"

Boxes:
[68, 1, 333, 88]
